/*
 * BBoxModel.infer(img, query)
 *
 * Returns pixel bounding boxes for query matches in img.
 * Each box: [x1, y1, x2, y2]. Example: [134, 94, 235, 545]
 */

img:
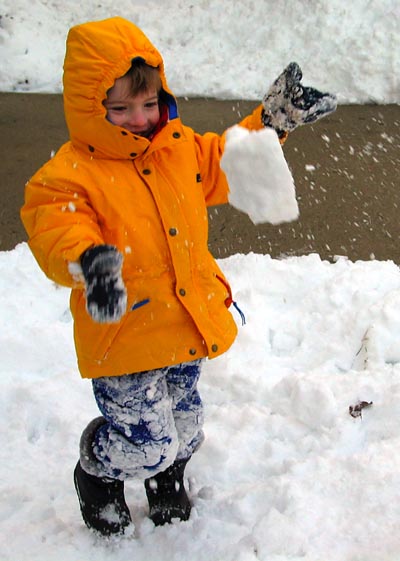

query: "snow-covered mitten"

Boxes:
[262, 62, 337, 136]
[81, 244, 127, 323]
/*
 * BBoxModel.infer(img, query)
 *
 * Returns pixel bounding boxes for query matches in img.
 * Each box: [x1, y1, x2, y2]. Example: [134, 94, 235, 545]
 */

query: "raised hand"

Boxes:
[262, 62, 337, 135]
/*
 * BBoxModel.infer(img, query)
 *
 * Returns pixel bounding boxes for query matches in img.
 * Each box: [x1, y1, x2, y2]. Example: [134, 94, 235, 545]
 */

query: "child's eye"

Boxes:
[145, 101, 158, 108]
[110, 106, 126, 112]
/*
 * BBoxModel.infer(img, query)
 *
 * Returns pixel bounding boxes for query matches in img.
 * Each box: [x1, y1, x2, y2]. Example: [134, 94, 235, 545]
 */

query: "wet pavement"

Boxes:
[1, 93, 399, 263]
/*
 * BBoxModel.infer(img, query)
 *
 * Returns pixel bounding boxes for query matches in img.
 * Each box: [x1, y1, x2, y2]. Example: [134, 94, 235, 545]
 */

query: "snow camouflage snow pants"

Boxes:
[79, 360, 204, 480]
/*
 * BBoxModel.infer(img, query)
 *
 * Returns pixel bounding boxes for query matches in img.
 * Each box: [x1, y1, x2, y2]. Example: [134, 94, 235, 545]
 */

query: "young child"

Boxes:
[21, 16, 336, 537]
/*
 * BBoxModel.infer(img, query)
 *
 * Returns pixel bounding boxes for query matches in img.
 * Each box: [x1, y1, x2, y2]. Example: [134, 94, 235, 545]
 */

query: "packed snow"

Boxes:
[1, 1, 400, 561]
[222, 126, 298, 225]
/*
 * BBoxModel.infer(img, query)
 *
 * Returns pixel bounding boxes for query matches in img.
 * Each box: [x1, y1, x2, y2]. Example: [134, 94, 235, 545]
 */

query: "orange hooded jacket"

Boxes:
[21, 17, 269, 379]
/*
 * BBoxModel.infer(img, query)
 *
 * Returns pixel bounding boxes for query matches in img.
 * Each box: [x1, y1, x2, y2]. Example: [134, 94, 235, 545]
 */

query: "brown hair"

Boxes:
[124, 60, 162, 96]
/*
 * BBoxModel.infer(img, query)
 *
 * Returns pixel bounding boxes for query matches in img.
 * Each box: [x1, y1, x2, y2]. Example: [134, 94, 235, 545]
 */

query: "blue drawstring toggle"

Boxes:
[131, 298, 150, 311]
[233, 301, 246, 326]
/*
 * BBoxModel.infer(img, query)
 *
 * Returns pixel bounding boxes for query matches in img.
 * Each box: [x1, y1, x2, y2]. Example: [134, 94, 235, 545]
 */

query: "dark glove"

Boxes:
[81, 244, 127, 323]
[262, 62, 337, 136]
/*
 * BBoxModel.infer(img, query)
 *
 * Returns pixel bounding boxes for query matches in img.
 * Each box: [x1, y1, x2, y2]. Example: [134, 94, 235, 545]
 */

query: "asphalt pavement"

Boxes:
[1, 93, 399, 263]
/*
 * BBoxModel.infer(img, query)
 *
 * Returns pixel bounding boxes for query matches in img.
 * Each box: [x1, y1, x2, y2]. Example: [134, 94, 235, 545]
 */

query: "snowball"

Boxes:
[221, 125, 299, 225]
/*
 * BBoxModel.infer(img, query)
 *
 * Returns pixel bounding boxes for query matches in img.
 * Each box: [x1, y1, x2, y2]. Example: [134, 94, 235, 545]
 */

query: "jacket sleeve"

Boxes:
[193, 103, 288, 207]
[20, 150, 105, 288]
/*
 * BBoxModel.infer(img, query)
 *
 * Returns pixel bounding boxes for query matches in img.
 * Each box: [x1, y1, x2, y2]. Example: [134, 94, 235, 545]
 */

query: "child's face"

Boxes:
[104, 75, 160, 138]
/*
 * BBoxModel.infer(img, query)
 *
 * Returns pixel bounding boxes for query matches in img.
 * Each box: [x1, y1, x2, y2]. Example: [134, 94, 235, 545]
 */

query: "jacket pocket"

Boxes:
[72, 290, 130, 362]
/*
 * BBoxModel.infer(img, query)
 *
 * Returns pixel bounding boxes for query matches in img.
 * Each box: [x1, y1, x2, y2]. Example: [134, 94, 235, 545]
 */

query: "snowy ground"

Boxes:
[1, 244, 400, 561]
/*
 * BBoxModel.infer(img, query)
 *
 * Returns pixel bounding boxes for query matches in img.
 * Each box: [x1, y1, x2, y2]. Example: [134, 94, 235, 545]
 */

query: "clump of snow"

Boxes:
[221, 126, 298, 225]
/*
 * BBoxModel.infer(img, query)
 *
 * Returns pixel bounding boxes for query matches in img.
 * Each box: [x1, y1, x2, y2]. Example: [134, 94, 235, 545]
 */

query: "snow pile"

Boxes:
[221, 126, 298, 225]
[1, 244, 400, 560]
[1, 0, 399, 103]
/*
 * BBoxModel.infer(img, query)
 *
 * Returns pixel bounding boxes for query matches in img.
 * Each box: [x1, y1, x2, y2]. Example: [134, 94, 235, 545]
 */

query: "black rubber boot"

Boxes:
[73, 461, 132, 536]
[144, 458, 191, 526]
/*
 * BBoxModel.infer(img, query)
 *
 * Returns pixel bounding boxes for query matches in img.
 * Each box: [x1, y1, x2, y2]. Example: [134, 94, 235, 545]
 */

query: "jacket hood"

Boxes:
[63, 17, 178, 159]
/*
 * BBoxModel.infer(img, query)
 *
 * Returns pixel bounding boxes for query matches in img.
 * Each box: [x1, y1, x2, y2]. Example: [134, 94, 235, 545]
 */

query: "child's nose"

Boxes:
[129, 110, 147, 127]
